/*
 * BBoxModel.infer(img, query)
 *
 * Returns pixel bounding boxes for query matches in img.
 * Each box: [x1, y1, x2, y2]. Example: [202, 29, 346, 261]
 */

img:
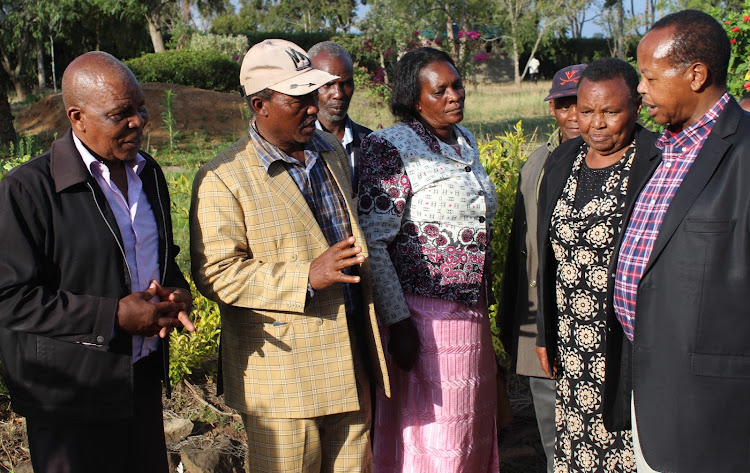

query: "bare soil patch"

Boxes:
[15, 83, 248, 148]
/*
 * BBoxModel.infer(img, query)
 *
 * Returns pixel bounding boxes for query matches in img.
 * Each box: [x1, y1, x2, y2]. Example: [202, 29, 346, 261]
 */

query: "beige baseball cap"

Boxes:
[240, 39, 339, 97]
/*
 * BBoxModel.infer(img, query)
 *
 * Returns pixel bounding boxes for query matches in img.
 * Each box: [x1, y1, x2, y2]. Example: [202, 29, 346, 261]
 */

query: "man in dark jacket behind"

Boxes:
[0, 51, 193, 473]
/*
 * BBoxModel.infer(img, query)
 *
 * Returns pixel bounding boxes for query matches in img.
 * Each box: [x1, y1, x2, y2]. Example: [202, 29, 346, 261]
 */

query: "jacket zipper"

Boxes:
[87, 182, 133, 291]
[153, 169, 168, 284]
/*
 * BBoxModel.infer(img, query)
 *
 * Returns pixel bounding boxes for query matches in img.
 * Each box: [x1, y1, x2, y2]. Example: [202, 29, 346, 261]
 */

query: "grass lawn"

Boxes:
[348, 80, 554, 144]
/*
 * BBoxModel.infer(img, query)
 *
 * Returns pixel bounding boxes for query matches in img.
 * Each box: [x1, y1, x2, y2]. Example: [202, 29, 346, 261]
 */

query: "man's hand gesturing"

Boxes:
[308, 236, 364, 291]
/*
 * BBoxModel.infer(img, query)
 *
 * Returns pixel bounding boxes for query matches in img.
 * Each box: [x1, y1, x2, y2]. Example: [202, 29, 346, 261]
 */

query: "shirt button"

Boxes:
[650, 199, 656, 205]
[529, 280, 537, 287]
[316, 318, 323, 326]
[478, 190, 485, 196]
[634, 236, 640, 243]
[665, 162, 672, 168]
[478, 216, 485, 223]
[96, 335, 105, 344]
[290, 254, 298, 261]
[465, 166, 471, 172]
[682, 147, 687, 152]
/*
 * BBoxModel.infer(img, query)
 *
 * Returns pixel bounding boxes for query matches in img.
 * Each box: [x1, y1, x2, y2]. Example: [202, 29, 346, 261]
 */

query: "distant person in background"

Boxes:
[528, 55, 541, 83]
[309, 41, 372, 191]
[500, 63, 587, 473]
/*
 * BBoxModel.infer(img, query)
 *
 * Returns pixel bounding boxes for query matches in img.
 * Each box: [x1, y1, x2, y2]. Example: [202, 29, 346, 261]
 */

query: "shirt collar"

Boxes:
[248, 119, 334, 173]
[656, 92, 730, 151]
[547, 128, 562, 152]
[72, 131, 146, 177]
[315, 116, 354, 149]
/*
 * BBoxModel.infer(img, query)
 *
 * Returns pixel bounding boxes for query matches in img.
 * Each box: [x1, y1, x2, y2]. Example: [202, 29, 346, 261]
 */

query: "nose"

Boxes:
[332, 83, 344, 99]
[130, 108, 148, 129]
[446, 87, 462, 102]
[568, 104, 578, 121]
[591, 112, 605, 128]
[637, 78, 646, 95]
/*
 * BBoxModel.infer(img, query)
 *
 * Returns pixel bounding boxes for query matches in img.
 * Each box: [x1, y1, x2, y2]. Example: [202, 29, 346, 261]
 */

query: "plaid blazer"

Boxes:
[190, 130, 390, 419]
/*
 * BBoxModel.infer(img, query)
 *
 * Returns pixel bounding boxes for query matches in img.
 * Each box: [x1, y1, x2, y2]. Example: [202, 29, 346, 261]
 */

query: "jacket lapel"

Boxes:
[261, 154, 329, 251]
[644, 102, 739, 274]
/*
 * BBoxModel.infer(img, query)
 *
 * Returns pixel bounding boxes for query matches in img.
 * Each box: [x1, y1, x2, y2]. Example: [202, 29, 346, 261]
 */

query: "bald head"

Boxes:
[62, 51, 138, 110]
[63, 51, 148, 163]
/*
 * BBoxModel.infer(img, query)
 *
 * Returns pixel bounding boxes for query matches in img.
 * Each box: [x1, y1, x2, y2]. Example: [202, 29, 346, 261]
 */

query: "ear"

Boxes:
[67, 106, 85, 134]
[688, 62, 709, 92]
[548, 100, 555, 116]
[250, 96, 267, 117]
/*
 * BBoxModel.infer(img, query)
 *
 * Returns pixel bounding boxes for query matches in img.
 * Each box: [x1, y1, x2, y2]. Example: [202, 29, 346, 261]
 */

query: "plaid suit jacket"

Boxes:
[190, 130, 390, 419]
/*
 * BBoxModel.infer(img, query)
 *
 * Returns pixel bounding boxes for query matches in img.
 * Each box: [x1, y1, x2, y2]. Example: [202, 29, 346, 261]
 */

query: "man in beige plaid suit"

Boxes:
[190, 39, 390, 472]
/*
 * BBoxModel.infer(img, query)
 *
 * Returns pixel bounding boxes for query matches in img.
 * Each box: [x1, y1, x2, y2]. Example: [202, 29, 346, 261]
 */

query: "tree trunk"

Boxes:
[176, 0, 191, 49]
[36, 38, 46, 90]
[615, 0, 625, 59]
[0, 88, 16, 145]
[146, 14, 166, 52]
[512, 38, 521, 85]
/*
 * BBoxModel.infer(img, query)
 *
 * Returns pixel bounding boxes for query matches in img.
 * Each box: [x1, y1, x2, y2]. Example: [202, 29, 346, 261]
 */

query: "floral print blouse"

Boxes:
[357, 119, 498, 325]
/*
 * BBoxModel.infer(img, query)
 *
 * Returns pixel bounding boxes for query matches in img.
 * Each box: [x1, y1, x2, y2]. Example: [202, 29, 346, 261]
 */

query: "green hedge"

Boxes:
[125, 50, 241, 93]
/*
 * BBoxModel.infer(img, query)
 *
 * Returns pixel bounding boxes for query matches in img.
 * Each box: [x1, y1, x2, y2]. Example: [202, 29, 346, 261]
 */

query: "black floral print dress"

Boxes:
[549, 142, 637, 473]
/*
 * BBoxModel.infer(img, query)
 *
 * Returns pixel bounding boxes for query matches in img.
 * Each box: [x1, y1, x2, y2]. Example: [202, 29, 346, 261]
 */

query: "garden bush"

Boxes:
[125, 50, 241, 93]
[169, 278, 222, 385]
[479, 121, 530, 359]
[189, 33, 249, 61]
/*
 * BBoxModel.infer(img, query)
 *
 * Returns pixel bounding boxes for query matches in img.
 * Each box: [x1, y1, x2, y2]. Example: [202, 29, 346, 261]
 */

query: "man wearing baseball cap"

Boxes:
[190, 39, 389, 472]
[499, 64, 586, 473]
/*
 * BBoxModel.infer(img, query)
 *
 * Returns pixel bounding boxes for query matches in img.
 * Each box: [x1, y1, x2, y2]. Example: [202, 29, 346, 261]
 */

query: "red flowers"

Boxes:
[744, 15, 750, 21]
[732, 39, 738, 44]
[732, 26, 741, 32]
[726, 20, 732, 24]
[744, 82, 750, 91]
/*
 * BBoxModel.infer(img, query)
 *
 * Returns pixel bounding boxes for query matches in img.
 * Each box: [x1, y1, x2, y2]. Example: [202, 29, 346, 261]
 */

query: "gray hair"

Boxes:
[308, 41, 353, 64]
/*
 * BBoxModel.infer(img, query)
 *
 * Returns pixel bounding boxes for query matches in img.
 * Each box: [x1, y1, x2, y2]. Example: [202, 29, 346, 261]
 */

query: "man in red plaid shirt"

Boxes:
[603, 10, 750, 473]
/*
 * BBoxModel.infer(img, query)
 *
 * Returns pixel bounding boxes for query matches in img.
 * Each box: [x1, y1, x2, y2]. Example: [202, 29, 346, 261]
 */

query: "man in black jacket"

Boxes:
[606, 10, 750, 472]
[0, 51, 193, 473]
[309, 41, 372, 191]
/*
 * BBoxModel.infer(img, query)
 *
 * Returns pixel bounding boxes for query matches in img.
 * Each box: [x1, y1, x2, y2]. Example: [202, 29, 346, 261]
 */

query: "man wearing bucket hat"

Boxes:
[190, 39, 389, 472]
[500, 63, 586, 473]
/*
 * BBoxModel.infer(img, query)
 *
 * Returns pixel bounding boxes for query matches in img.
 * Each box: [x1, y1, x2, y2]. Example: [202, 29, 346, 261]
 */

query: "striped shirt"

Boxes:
[248, 123, 362, 321]
[613, 93, 730, 341]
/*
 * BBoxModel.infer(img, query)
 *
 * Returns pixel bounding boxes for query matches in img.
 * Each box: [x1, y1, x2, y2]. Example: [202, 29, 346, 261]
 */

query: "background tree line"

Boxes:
[1, 0, 749, 145]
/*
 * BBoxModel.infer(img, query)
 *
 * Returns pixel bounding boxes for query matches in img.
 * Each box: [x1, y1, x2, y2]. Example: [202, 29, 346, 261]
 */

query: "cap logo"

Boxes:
[560, 70, 580, 86]
[286, 48, 311, 71]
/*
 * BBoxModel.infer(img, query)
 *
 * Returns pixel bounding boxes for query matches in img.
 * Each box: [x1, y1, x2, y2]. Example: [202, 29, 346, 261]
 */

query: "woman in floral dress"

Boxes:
[357, 47, 499, 473]
[536, 58, 658, 472]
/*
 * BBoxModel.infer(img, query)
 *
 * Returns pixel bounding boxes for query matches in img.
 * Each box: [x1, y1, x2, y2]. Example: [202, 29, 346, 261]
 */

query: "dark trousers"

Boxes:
[26, 353, 168, 473]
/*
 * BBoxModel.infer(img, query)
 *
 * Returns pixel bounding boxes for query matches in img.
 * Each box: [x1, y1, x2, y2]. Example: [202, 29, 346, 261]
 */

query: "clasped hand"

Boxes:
[116, 280, 195, 338]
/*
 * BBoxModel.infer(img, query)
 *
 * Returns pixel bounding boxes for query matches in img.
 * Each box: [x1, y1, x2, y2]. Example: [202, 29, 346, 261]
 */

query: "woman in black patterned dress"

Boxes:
[536, 58, 658, 472]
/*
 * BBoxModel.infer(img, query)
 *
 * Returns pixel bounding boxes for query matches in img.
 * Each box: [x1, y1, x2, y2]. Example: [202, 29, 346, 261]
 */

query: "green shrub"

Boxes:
[189, 33, 249, 61]
[125, 50, 241, 93]
[169, 278, 222, 385]
[478, 121, 530, 360]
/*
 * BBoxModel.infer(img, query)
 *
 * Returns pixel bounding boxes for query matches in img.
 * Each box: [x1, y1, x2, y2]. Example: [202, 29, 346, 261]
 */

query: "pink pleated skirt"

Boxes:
[373, 292, 500, 473]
